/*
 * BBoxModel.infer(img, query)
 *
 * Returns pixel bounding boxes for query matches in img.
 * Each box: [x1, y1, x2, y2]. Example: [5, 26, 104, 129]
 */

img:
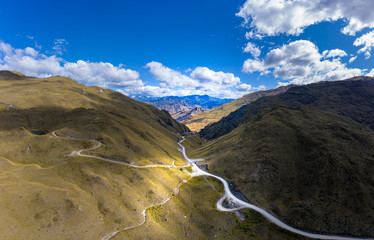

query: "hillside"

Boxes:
[200, 77, 374, 139]
[137, 95, 233, 122]
[0, 71, 309, 240]
[172, 106, 205, 122]
[182, 85, 291, 132]
[0, 71, 192, 239]
[188, 77, 374, 237]
[189, 105, 374, 237]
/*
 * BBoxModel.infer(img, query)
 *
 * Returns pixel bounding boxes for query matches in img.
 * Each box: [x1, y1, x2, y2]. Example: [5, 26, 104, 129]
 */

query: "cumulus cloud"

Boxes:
[242, 40, 362, 85]
[190, 67, 240, 86]
[145, 62, 248, 98]
[145, 61, 198, 88]
[0, 41, 143, 90]
[243, 42, 261, 58]
[242, 59, 265, 73]
[349, 56, 357, 63]
[236, 83, 252, 92]
[237, 0, 374, 63]
[0, 41, 258, 99]
[366, 69, 374, 77]
[322, 49, 347, 59]
[236, 0, 374, 36]
[354, 30, 374, 59]
[254, 84, 266, 91]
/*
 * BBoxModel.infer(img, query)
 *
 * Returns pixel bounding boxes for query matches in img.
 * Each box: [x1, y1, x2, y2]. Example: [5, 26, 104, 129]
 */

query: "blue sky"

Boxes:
[1, 0, 374, 99]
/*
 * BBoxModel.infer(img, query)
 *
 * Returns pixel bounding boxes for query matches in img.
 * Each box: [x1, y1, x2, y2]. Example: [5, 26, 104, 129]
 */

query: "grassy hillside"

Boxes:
[182, 85, 291, 132]
[0, 71, 192, 239]
[200, 77, 374, 139]
[189, 105, 374, 237]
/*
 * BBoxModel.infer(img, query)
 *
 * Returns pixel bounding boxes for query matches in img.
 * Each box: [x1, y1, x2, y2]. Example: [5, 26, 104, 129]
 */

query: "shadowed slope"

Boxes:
[191, 105, 374, 237]
[200, 77, 374, 139]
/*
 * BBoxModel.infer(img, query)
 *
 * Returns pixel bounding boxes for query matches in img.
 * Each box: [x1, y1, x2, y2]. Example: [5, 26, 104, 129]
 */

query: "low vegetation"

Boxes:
[190, 77, 374, 237]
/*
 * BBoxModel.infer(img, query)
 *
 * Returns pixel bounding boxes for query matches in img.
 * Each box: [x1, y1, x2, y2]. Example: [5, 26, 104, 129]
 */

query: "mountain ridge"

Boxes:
[182, 85, 292, 131]
[200, 77, 374, 139]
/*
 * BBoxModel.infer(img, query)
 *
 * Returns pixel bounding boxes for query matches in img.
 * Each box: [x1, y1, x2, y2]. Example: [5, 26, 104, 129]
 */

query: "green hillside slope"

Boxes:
[0, 71, 192, 239]
[200, 77, 374, 139]
[190, 105, 374, 237]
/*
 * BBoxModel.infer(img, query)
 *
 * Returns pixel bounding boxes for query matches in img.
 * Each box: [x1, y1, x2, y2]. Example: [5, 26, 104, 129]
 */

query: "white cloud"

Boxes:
[242, 59, 265, 73]
[63, 61, 142, 88]
[190, 67, 240, 86]
[237, 0, 374, 36]
[0, 41, 253, 99]
[245, 31, 263, 40]
[366, 69, 374, 77]
[0, 41, 143, 90]
[322, 49, 347, 59]
[254, 84, 266, 91]
[349, 56, 357, 63]
[52, 39, 68, 55]
[264, 40, 321, 67]
[354, 30, 374, 59]
[1, 40, 274, 99]
[145, 62, 248, 98]
[243, 42, 261, 58]
[242, 40, 362, 85]
[145, 61, 199, 88]
[236, 83, 252, 92]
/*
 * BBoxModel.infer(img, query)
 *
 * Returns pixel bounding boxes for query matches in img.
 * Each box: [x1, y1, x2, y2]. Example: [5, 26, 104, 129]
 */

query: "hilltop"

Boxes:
[200, 77, 374, 139]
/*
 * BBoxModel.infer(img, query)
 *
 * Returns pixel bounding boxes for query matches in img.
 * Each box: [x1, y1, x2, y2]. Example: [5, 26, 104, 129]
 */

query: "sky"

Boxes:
[1, 0, 374, 99]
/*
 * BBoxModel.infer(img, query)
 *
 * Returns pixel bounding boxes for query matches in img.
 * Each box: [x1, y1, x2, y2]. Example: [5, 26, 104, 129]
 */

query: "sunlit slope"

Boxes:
[200, 77, 374, 139]
[0, 71, 191, 239]
[111, 176, 309, 240]
[182, 85, 291, 132]
[191, 105, 374, 237]
[0, 70, 189, 163]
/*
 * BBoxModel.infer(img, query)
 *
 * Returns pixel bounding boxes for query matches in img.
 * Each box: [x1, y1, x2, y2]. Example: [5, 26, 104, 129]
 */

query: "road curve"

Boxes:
[50, 131, 190, 240]
[178, 137, 373, 240]
[52, 131, 189, 169]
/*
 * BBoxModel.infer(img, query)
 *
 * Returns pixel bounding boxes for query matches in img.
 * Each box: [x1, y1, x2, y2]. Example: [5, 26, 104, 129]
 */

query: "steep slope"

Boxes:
[183, 85, 291, 131]
[190, 105, 374, 237]
[200, 77, 374, 139]
[172, 106, 205, 122]
[0, 71, 192, 239]
[138, 95, 233, 122]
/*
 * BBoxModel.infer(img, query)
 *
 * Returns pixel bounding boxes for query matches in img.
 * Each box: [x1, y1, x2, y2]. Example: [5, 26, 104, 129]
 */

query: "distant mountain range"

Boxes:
[135, 95, 233, 122]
